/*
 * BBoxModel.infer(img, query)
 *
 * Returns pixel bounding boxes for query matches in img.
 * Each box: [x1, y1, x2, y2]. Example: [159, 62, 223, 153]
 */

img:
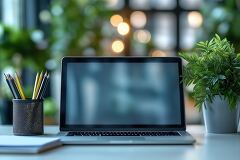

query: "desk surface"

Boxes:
[0, 125, 239, 160]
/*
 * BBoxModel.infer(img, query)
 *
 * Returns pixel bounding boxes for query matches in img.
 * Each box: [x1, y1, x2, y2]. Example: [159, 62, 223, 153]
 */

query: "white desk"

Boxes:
[0, 125, 239, 160]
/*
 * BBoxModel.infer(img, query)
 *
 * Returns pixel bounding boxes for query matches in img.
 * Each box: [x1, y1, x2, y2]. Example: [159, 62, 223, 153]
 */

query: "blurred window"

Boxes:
[180, 0, 202, 9]
[130, 0, 176, 10]
[118, 0, 202, 55]
[180, 12, 203, 49]
[153, 13, 176, 51]
[107, 0, 125, 10]
[0, 0, 203, 55]
[1, 0, 21, 27]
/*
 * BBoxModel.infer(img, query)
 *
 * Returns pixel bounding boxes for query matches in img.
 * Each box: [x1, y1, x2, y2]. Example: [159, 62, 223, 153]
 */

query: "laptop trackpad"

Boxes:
[100, 137, 145, 143]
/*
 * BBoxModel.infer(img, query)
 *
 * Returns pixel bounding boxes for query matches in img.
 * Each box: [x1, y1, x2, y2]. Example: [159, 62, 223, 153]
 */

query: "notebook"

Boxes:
[0, 136, 62, 153]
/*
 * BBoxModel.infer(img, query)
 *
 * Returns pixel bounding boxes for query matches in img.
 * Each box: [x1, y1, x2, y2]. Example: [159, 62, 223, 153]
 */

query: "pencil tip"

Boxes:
[44, 71, 48, 77]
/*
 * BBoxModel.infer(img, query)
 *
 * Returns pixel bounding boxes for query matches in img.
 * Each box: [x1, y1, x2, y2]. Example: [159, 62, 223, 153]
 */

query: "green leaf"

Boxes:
[179, 34, 240, 110]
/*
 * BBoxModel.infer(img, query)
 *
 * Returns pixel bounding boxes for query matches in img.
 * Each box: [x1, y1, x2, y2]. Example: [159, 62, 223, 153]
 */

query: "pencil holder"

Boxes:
[12, 99, 44, 136]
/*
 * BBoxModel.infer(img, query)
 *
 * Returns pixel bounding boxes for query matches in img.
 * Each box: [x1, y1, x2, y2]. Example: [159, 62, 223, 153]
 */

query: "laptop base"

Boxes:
[59, 131, 195, 145]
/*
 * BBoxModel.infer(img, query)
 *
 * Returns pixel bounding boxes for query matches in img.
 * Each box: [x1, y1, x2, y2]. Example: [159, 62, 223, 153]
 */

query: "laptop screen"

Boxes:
[61, 58, 185, 129]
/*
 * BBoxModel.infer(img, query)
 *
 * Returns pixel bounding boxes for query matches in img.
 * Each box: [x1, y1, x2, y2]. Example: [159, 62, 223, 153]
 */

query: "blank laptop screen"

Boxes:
[65, 61, 182, 125]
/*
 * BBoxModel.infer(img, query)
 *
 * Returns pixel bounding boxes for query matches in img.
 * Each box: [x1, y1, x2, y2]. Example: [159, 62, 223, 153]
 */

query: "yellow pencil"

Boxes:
[35, 71, 43, 99]
[32, 73, 39, 99]
[14, 72, 26, 100]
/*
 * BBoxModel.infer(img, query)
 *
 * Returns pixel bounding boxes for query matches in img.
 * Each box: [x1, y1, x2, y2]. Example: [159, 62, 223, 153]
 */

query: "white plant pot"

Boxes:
[203, 96, 240, 134]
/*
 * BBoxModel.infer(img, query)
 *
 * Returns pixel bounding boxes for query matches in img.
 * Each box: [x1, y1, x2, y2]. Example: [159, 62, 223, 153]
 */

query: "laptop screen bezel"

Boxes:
[60, 57, 186, 131]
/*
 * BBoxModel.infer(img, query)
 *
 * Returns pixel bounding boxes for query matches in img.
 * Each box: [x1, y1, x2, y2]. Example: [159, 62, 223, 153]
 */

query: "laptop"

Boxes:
[59, 57, 195, 144]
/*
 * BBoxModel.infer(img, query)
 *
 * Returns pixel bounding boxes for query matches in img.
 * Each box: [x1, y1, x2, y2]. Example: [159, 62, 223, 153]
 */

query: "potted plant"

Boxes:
[180, 34, 240, 133]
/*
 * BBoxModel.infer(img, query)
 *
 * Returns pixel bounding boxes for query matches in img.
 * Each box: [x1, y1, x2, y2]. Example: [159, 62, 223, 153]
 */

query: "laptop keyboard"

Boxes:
[67, 131, 180, 136]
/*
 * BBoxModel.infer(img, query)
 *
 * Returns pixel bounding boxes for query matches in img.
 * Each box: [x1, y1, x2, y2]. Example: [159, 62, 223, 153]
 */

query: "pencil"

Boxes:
[40, 74, 50, 99]
[4, 71, 49, 100]
[35, 71, 43, 99]
[36, 72, 48, 99]
[8, 74, 21, 99]
[4, 73, 17, 99]
[32, 73, 39, 99]
[14, 72, 26, 99]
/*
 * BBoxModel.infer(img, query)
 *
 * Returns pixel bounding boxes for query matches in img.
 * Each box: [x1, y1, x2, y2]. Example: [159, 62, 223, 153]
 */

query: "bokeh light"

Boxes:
[187, 11, 203, 28]
[51, 5, 63, 16]
[112, 40, 125, 53]
[134, 29, 151, 43]
[117, 22, 130, 35]
[110, 14, 123, 27]
[39, 10, 51, 23]
[151, 50, 167, 57]
[31, 30, 44, 43]
[130, 11, 147, 28]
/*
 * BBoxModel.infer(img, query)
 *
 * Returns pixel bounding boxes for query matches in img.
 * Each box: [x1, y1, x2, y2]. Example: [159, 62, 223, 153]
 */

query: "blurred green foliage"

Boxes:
[0, 24, 49, 70]
[44, 97, 57, 117]
[50, 0, 113, 59]
[201, 0, 240, 52]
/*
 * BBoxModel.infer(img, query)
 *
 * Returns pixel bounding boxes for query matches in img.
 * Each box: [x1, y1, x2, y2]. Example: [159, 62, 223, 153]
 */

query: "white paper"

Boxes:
[0, 135, 60, 147]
